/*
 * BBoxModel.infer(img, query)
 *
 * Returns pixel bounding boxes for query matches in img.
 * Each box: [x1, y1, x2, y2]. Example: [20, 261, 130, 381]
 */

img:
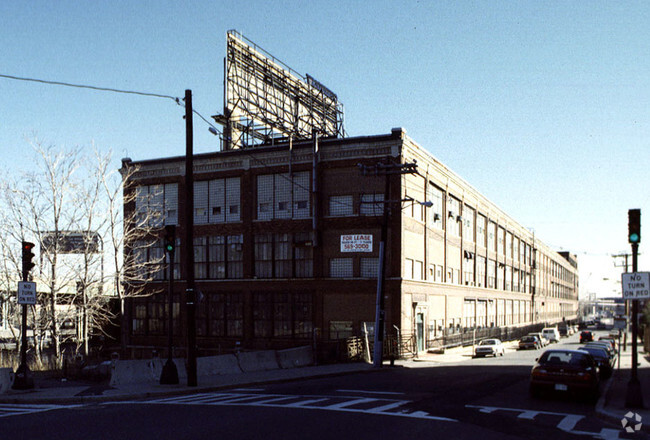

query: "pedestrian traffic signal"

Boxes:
[22, 241, 36, 276]
[164, 225, 176, 253]
[629, 209, 641, 244]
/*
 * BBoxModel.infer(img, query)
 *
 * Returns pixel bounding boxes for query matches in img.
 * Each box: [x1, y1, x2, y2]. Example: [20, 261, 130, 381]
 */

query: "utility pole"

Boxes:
[359, 159, 418, 367]
[184, 89, 197, 386]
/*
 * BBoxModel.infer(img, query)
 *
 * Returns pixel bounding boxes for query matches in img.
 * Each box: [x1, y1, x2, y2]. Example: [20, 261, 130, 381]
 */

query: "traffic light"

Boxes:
[629, 209, 641, 244]
[22, 241, 36, 277]
[164, 225, 176, 253]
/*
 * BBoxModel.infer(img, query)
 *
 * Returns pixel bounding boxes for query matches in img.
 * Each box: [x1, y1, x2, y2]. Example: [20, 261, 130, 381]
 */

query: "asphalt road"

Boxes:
[2, 331, 643, 440]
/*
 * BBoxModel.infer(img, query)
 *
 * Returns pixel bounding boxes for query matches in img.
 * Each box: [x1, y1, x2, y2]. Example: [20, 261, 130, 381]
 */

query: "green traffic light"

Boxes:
[630, 233, 640, 244]
[165, 244, 174, 252]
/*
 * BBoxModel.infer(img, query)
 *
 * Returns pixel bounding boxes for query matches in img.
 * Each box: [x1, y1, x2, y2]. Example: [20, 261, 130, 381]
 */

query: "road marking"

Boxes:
[466, 405, 622, 439]
[336, 389, 405, 396]
[136, 392, 457, 422]
[0, 404, 78, 418]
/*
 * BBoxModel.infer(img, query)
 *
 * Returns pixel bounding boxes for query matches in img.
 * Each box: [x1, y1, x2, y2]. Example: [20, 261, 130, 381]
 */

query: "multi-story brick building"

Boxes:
[120, 127, 578, 358]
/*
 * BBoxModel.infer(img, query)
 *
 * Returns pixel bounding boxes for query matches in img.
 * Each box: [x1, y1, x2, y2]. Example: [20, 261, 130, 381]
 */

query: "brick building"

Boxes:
[120, 127, 579, 358]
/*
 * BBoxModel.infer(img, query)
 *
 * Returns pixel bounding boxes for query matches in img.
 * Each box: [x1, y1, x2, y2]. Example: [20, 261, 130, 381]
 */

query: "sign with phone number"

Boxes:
[341, 234, 373, 252]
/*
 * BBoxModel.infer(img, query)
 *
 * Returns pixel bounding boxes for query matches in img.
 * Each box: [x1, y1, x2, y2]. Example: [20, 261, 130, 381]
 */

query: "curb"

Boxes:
[0, 363, 381, 405]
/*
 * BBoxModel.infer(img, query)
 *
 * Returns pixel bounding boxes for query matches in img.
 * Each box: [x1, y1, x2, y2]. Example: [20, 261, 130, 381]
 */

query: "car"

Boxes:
[530, 349, 600, 400]
[474, 338, 505, 357]
[584, 342, 616, 360]
[528, 332, 549, 346]
[578, 346, 613, 379]
[542, 327, 560, 343]
[598, 336, 617, 352]
[580, 331, 593, 343]
[519, 335, 541, 350]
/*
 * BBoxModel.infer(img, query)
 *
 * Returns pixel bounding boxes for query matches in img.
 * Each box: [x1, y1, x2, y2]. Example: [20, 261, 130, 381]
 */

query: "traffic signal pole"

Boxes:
[625, 209, 644, 408]
[13, 241, 36, 390]
[160, 225, 179, 384]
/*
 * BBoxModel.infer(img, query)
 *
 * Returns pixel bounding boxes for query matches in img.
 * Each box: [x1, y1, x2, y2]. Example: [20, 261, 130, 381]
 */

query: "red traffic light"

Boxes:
[22, 241, 36, 276]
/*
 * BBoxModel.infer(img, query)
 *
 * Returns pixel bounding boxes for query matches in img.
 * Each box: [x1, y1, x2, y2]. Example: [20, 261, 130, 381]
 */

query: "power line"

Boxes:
[0, 73, 180, 102]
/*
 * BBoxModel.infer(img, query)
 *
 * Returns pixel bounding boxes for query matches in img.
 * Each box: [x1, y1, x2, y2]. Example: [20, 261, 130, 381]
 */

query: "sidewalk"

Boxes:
[0, 362, 376, 404]
[595, 339, 650, 433]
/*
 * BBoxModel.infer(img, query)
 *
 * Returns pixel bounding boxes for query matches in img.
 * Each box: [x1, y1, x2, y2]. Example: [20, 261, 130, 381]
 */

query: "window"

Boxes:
[132, 238, 179, 281]
[476, 256, 486, 287]
[135, 183, 178, 227]
[360, 193, 384, 216]
[360, 257, 379, 278]
[427, 184, 444, 229]
[330, 258, 353, 277]
[487, 221, 496, 251]
[447, 196, 461, 236]
[476, 214, 486, 247]
[253, 292, 313, 338]
[487, 259, 496, 288]
[329, 195, 354, 216]
[194, 235, 243, 279]
[196, 178, 241, 223]
[463, 205, 475, 243]
[405, 258, 414, 279]
[505, 231, 512, 259]
[497, 227, 505, 256]
[205, 292, 243, 337]
[329, 321, 353, 339]
[254, 232, 314, 278]
[463, 251, 474, 285]
[257, 171, 310, 220]
[414, 260, 423, 280]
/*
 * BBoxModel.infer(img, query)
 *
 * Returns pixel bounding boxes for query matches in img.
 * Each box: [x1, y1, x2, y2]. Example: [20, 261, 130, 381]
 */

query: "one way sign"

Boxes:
[622, 272, 650, 300]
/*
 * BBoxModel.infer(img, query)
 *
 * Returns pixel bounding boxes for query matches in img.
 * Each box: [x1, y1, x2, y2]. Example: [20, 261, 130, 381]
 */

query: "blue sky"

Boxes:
[1, 1, 649, 297]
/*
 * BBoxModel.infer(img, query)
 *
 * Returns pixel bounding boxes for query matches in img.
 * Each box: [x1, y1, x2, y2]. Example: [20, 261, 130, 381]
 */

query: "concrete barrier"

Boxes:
[110, 358, 164, 386]
[237, 350, 280, 372]
[277, 346, 314, 369]
[197, 354, 242, 376]
[0, 368, 14, 394]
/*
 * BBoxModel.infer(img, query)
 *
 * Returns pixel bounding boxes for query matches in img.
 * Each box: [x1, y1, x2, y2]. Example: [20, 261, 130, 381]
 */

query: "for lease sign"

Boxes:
[341, 234, 373, 252]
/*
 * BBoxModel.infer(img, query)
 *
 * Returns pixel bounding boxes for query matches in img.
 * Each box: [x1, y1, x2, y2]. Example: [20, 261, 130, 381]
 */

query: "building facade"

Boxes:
[120, 128, 579, 357]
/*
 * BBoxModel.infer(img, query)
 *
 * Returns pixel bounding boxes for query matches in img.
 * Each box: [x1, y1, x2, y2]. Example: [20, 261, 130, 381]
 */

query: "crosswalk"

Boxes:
[0, 403, 78, 418]
[134, 391, 458, 422]
[466, 405, 624, 440]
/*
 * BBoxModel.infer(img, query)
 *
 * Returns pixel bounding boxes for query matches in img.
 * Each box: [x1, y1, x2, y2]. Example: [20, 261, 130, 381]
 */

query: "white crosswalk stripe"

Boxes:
[137, 392, 457, 422]
[0, 403, 79, 418]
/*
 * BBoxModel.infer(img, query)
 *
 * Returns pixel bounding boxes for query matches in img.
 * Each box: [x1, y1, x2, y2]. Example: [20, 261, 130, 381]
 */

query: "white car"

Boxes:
[542, 327, 560, 343]
[474, 338, 505, 357]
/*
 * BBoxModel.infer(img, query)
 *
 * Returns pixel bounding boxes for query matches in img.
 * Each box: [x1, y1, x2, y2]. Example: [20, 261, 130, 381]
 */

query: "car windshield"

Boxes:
[521, 336, 535, 342]
[479, 340, 496, 345]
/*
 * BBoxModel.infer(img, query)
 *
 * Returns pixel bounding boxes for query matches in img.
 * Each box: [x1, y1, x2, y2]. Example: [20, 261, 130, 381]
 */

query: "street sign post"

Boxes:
[621, 272, 650, 300]
[17, 281, 36, 305]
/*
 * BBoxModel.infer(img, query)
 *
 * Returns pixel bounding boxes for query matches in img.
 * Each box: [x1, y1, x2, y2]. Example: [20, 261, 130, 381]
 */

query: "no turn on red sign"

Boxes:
[622, 272, 650, 300]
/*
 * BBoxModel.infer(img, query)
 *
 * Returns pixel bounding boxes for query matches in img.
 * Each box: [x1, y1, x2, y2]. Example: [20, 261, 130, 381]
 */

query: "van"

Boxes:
[542, 327, 560, 343]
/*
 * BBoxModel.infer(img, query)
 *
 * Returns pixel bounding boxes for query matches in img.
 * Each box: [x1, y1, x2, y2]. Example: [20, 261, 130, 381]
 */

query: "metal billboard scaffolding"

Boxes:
[213, 30, 345, 150]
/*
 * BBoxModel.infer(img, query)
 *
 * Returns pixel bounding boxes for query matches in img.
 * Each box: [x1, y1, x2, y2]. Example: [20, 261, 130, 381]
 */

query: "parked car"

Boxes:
[542, 327, 560, 343]
[519, 335, 542, 350]
[578, 346, 613, 379]
[528, 332, 549, 347]
[599, 336, 617, 352]
[584, 341, 616, 360]
[475, 338, 505, 357]
[580, 331, 593, 343]
[530, 349, 600, 400]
